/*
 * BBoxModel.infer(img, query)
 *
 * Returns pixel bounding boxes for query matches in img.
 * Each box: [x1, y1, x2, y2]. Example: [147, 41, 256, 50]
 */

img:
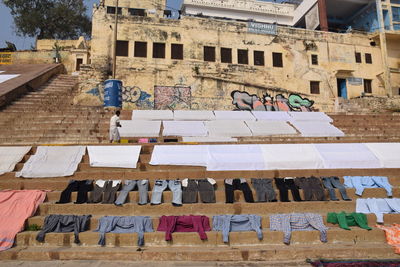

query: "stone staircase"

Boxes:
[0, 146, 400, 264]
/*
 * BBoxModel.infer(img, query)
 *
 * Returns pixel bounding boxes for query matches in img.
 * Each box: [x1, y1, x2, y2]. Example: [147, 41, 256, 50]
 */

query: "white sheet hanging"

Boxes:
[365, 143, 400, 168]
[251, 111, 291, 121]
[163, 121, 208, 137]
[288, 112, 333, 122]
[131, 110, 173, 120]
[173, 110, 215, 121]
[291, 121, 345, 137]
[206, 120, 253, 137]
[87, 146, 141, 168]
[314, 143, 381, 169]
[245, 121, 298, 136]
[149, 145, 209, 166]
[16, 146, 85, 178]
[214, 111, 256, 121]
[182, 137, 238, 143]
[207, 145, 266, 171]
[119, 120, 161, 137]
[261, 144, 324, 170]
[0, 146, 31, 175]
[0, 74, 20, 84]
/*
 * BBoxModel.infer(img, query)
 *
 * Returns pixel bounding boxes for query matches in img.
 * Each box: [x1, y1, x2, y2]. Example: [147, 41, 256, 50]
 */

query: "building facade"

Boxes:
[77, 0, 399, 111]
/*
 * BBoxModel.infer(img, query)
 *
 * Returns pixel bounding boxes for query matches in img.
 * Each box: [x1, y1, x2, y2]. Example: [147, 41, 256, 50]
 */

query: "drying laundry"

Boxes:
[57, 180, 93, 204]
[182, 178, 216, 204]
[151, 179, 182, 206]
[327, 212, 371, 230]
[344, 176, 392, 197]
[36, 214, 91, 244]
[0, 190, 46, 251]
[225, 178, 254, 203]
[321, 176, 351, 201]
[114, 180, 149, 205]
[270, 213, 328, 244]
[87, 146, 142, 168]
[16, 146, 85, 178]
[157, 215, 211, 241]
[212, 214, 263, 243]
[0, 146, 31, 176]
[95, 216, 153, 246]
[274, 178, 302, 202]
[295, 176, 326, 201]
[251, 178, 277, 202]
[376, 224, 400, 254]
[88, 180, 121, 204]
[356, 198, 400, 223]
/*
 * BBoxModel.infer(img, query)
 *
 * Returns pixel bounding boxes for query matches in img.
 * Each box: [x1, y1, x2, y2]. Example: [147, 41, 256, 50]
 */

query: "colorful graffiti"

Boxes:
[154, 86, 191, 110]
[122, 86, 153, 109]
[86, 84, 153, 108]
[231, 91, 314, 111]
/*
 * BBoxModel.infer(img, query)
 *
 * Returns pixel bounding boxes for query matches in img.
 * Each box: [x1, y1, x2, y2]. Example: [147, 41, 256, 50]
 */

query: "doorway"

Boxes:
[337, 78, 347, 99]
[76, 58, 83, 71]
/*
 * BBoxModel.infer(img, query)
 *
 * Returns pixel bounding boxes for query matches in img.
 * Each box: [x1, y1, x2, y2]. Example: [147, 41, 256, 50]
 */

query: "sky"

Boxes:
[0, 0, 183, 50]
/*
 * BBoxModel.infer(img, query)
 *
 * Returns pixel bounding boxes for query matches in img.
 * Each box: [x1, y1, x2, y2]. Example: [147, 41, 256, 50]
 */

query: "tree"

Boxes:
[3, 0, 92, 40]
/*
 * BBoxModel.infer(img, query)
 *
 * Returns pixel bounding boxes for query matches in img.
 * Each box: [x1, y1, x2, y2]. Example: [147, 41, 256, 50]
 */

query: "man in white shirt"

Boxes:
[109, 111, 122, 143]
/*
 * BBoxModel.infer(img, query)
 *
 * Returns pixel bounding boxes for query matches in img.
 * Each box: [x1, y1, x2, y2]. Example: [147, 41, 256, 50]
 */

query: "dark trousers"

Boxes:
[251, 178, 277, 202]
[225, 179, 254, 203]
[182, 179, 216, 203]
[56, 180, 93, 204]
[322, 176, 351, 201]
[295, 176, 325, 201]
[102, 181, 121, 204]
[274, 178, 302, 202]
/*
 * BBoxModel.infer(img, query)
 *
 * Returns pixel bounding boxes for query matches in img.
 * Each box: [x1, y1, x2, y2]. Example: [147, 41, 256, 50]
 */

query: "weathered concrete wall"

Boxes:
[80, 4, 388, 111]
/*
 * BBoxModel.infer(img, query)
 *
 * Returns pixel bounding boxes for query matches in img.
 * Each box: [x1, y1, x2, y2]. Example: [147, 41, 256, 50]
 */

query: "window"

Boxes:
[392, 6, 400, 22]
[221, 48, 232, 63]
[171, 44, 183, 60]
[129, 8, 146, 16]
[311, 54, 318, 65]
[116, 40, 129, 57]
[107, 6, 122, 15]
[355, 52, 362, 63]
[310, 81, 320, 94]
[365, 53, 372, 64]
[153, 43, 165, 58]
[254, 51, 264, 66]
[134, 41, 147, 58]
[204, 46, 215, 62]
[272, 52, 283, 67]
[237, 49, 248, 65]
[364, 79, 372, 94]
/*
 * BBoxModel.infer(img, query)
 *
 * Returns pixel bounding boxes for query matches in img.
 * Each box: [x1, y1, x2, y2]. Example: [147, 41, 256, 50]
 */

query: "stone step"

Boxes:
[26, 213, 399, 231]
[1, 245, 397, 262]
[15, 228, 385, 248]
[36, 202, 355, 216]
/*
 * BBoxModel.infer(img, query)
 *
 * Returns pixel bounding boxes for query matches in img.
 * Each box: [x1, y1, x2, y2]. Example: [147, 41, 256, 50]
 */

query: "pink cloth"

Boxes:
[0, 190, 46, 251]
[157, 215, 211, 241]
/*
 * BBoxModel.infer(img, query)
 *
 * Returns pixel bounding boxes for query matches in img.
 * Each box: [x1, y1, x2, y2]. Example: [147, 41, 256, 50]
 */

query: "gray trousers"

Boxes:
[36, 214, 91, 244]
[322, 176, 351, 201]
[115, 180, 149, 205]
[251, 178, 277, 202]
[151, 179, 182, 206]
[182, 179, 216, 203]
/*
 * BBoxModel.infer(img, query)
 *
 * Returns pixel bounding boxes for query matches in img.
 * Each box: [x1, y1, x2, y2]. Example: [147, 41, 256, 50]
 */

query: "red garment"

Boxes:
[0, 190, 46, 251]
[157, 215, 211, 241]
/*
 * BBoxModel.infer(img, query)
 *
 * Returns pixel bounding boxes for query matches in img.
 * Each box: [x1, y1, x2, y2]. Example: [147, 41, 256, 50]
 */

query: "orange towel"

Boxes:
[376, 224, 400, 254]
[0, 190, 46, 251]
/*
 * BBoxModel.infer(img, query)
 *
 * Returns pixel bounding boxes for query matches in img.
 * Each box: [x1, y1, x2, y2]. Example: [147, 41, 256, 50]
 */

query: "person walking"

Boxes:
[110, 110, 122, 143]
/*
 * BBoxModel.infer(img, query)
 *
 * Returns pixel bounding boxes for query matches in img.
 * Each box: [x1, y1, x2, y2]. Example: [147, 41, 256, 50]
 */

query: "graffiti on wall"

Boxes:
[122, 86, 153, 109]
[154, 86, 191, 110]
[231, 91, 314, 111]
[86, 83, 153, 108]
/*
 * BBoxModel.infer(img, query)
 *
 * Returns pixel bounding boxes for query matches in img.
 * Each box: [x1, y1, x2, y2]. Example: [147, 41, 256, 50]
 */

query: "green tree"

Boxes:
[3, 0, 92, 39]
